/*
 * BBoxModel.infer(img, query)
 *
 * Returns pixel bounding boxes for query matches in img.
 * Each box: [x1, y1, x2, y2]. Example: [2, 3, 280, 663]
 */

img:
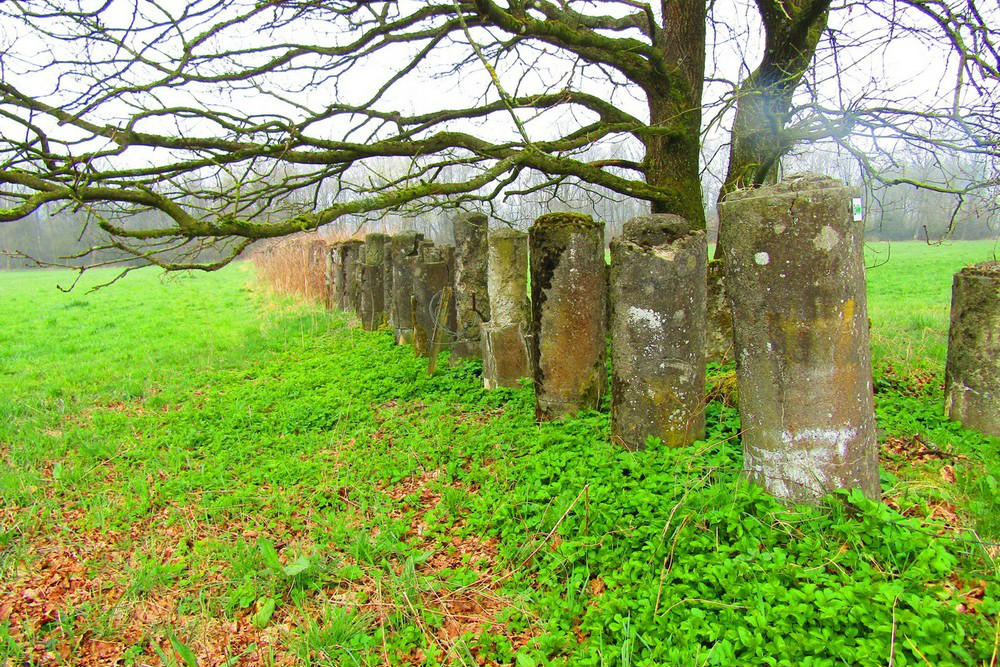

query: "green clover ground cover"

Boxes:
[0, 243, 997, 666]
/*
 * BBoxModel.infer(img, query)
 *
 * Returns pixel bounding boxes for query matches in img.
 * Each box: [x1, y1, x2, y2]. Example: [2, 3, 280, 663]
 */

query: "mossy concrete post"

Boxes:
[944, 261, 1000, 438]
[340, 239, 364, 313]
[529, 212, 607, 420]
[383, 236, 395, 329]
[412, 245, 456, 357]
[482, 228, 531, 389]
[324, 242, 342, 311]
[720, 174, 878, 502]
[452, 213, 490, 362]
[440, 244, 459, 333]
[390, 231, 423, 344]
[609, 215, 706, 449]
[359, 233, 389, 331]
[332, 242, 351, 311]
[706, 259, 734, 364]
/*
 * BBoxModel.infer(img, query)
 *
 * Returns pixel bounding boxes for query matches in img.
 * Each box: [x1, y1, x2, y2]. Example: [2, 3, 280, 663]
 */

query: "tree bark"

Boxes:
[645, 0, 707, 228]
[715, 0, 832, 258]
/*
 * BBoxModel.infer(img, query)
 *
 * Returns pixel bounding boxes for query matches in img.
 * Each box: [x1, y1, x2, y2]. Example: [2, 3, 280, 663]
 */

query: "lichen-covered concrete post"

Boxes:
[439, 244, 459, 337]
[720, 174, 879, 502]
[390, 231, 423, 344]
[324, 242, 342, 311]
[529, 212, 607, 420]
[383, 236, 395, 329]
[452, 213, 490, 362]
[331, 242, 350, 311]
[339, 239, 364, 313]
[359, 233, 389, 331]
[609, 215, 706, 449]
[482, 228, 531, 389]
[412, 245, 456, 356]
[944, 261, 1000, 438]
[706, 259, 734, 364]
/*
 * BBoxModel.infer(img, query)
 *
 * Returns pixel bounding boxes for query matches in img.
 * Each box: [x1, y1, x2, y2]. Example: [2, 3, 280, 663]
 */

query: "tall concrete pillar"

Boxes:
[720, 174, 878, 502]
[706, 259, 734, 364]
[609, 215, 707, 449]
[452, 213, 490, 362]
[944, 261, 1000, 438]
[383, 236, 395, 329]
[359, 233, 389, 331]
[324, 242, 342, 311]
[529, 212, 607, 420]
[482, 228, 531, 389]
[340, 239, 364, 313]
[412, 245, 456, 356]
[390, 231, 423, 344]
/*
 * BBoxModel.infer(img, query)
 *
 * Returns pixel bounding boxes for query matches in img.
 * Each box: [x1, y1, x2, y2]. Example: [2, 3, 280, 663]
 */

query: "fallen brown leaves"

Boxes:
[367, 469, 536, 665]
[0, 501, 311, 667]
[947, 576, 989, 616]
[881, 434, 965, 471]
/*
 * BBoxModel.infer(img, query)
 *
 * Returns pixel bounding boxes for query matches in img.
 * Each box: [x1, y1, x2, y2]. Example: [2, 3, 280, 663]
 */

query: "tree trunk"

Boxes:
[645, 0, 707, 228]
[714, 0, 831, 259]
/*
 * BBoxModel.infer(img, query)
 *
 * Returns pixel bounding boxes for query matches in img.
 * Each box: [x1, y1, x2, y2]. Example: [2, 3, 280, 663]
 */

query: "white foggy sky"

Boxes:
[0, 0, 983, 202]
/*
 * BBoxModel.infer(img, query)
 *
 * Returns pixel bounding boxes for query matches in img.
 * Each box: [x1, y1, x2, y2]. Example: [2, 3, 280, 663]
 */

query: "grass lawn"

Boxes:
[0, 241, 997, 667]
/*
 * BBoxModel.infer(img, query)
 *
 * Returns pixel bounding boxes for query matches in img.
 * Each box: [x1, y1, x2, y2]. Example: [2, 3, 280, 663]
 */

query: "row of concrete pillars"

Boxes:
[320, 174, 997, 503]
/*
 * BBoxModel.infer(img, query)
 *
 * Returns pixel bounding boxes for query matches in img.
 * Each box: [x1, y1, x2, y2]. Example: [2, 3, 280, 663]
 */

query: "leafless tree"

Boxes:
[0, 0, 996, 276]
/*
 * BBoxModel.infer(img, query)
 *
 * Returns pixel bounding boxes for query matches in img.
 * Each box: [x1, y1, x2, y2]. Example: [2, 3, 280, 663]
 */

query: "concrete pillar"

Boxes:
[390, 231, 423, 344]
[706, 259, 734, 364]
[609, 215, 707, 449]
[482, 228, 531, 389]
[359, 233, 389, 331]
[412, 245, 456, 356]
[383, 236, 395, 329]
[452, 213, 490, 362]
[324, 242, 342, 311]
[339, 239, 364, 313]
[944, 261, 1000, 438]
[720, 174, 878, 502]
[529, 212, 607, 420]
[331, 242, 350, 311]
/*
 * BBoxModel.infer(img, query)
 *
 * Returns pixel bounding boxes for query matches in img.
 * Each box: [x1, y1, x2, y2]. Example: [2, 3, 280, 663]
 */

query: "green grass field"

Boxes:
[1, 241, 997, 666]
[864, 240, 999, 370]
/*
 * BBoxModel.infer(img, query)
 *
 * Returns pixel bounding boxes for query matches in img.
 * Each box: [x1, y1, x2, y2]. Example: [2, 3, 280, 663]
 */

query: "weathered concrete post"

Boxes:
[383, 236, 395, 329]
[706, 260, 734, 364]
[331, 242, 350, 311]
[944, 261, 1000, 438]
[482, 228, 532, 389]
[324, 242, 342, 311]
[452, 213, 490, 362]
[720, 174, 879, 502]
[359, 233, 389, 331]
[529, 212, 607, 420]
[349, 240, 366, 314]
[609, 215, 707, 449]
[390, 231, 423, 344]
[339, 239, 364, 313]
[412, 245, 457, 356]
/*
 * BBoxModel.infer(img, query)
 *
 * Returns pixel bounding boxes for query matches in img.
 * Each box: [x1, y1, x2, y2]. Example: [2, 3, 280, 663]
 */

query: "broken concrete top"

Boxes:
[533, 211, 601, 229]
[723, 174, 848, 203]
[453, 211, 488, 226]
[960, 260, 1000, 277]
[622, 214, 692, 247]
[490, 227, 527, 239]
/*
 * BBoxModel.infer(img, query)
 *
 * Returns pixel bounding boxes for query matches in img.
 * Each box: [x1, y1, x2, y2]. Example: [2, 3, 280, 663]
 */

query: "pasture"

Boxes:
[0, 241, 997, 666]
